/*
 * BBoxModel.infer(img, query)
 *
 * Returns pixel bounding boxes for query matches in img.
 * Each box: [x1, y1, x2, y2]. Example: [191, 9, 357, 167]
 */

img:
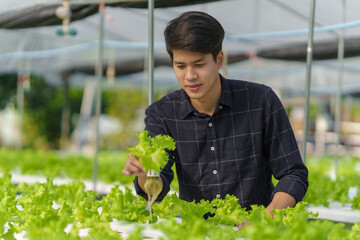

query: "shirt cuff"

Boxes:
[272, 177, 308, 203]
[133, 173, 170, 202]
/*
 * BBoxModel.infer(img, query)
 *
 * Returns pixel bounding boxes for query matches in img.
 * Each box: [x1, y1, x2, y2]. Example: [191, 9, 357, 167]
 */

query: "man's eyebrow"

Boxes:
[174, 57, 206, 65]
[193, 57, 206, 63]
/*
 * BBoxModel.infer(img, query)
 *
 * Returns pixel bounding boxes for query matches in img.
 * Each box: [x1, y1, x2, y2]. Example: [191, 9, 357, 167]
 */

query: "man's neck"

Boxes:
[191, 86, 221, 116]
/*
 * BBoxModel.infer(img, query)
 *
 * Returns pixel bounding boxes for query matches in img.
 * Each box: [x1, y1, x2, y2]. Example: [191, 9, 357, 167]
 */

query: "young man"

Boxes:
[122, 11, 308, 216]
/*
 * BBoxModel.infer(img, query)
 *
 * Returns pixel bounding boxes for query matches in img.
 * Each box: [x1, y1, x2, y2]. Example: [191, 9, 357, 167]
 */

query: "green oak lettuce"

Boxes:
[127, 131, 176, 172]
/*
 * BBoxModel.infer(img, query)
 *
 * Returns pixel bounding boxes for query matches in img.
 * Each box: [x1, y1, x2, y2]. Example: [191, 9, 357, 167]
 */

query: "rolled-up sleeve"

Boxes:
[133, 161, 174, 202]
[133, 105, 175, 202]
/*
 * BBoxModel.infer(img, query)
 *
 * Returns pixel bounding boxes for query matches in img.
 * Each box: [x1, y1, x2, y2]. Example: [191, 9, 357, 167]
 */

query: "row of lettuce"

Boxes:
[0, 148, 360, 239]
[0, 148, 360, 209]
[0, 174, 359, 240]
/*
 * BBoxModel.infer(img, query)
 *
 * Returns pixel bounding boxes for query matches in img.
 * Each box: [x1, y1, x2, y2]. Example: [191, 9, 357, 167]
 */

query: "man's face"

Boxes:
[172, 50, 223, 103]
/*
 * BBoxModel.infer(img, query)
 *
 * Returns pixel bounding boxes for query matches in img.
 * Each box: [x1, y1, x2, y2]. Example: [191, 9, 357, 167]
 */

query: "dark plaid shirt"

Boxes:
[134, 75, 308, 209]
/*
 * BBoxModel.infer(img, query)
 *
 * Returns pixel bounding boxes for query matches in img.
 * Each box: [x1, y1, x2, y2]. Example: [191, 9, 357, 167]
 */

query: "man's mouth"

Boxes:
[187, 84, 201, 91]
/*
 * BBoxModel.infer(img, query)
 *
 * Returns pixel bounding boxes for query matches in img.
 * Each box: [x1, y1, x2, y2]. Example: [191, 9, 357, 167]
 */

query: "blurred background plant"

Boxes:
[0, 74, 172, 151]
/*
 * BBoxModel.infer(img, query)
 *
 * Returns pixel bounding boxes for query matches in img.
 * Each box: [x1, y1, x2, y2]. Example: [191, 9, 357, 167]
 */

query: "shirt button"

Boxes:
[208, 123, 213, 127]
[210, 146, 215, 151]
[213, 170, 217, 175]
[219, 106, 223, 109]
[216, 194, 221, 199]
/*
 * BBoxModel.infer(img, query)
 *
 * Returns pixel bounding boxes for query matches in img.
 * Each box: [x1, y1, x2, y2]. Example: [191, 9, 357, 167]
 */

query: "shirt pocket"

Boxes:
[219, 134, 253, 161]
[233, 135, 258, 180]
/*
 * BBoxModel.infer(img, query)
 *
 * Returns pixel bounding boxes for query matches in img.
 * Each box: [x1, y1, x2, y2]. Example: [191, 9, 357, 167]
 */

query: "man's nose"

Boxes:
[185, 67, 197, 80]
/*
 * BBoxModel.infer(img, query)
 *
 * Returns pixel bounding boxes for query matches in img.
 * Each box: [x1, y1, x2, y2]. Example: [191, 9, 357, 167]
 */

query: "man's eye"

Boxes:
[177, 65, 185, 69]
[195, 64, 204, 67]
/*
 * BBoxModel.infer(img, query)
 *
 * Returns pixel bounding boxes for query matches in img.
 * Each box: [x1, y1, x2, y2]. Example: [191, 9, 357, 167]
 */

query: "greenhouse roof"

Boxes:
[1, 0, 360, 94]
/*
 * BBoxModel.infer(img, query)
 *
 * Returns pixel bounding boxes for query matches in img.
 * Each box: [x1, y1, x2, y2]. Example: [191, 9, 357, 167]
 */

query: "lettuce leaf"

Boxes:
[127, 131, 176, 172]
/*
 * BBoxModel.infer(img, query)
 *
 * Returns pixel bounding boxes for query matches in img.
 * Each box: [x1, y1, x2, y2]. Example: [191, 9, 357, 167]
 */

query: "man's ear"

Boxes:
[217, 50, 224, 69]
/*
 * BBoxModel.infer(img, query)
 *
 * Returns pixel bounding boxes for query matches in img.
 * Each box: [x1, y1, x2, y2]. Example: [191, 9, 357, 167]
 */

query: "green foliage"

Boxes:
[153, 217, 239, 240]
[99, 186, 151, 223]
[154, 194, 215, 222]
[127, 131, 176, 172]
[304, 155, 360, 208]
[350, 222, 360, 239]
[0, 74, 17, 109]
[0, 75, 84, 149]
[351, 100, 360, 122]
[2, 148, 360, 209]
[0, 74, 176, 151]
[308, 103, 320, 120]
[100, 88, 155, 151]
[210, 194, 249, 225]
[352, 195, 360, 210]
[2, 148, 360, 210]
[22, 76, 80, 149]
[0, 174, 359, 239]
[0, 148, 134, 186]
[153, 195, 358, 240]
[125, 226, 144, 240]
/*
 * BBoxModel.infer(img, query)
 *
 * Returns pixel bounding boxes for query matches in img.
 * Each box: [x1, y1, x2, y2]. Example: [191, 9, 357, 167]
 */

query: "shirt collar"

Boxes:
[179, 74, 233, 119]
[219, 74, 233, 109]
[179, 89, 195, 119]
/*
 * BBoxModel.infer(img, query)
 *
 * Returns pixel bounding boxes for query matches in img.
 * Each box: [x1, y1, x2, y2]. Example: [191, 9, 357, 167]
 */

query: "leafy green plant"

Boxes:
[0, 174, 359, 240]
[304, 155, 360, 208]
[2, 148, 360, 209]
[127, 131, 176, 172]
[0, 148, 134, 186]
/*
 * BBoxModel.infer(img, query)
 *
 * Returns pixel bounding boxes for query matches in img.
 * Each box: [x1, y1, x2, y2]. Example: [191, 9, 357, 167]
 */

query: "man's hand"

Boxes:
[265, 192, 296, 218]
[236, 192, 295, 230]
[122, 154, 163, 196]
[122, 154, 147, 177]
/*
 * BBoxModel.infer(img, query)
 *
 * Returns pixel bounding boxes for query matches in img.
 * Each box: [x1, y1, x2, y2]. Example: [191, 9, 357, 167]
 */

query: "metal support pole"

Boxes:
[16, 73, 24, 149]
[60, 72, 71, 150]
[93, 2, 105, 192]
[148, 0, 155, 105]
[301, 0, 316, 163]
[334, 0, 346, 179]
[15, 32, 29, 150]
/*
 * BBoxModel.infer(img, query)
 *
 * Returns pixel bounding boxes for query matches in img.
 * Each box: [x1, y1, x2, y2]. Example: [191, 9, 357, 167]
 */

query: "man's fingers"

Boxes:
[122, 165, 145, 176]
[236, 220, 251, 230]
[125, 161, 143, 174]
[122, 156, 146, 176]
[121, 168, 131, 176]
[130, 159, 145, 171]
[127, 154, 145, 171]
[128, 153, 140, 161]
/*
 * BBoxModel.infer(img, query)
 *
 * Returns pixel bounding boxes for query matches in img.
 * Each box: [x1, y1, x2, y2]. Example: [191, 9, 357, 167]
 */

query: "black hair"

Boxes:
[164, 11, 225, 61]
